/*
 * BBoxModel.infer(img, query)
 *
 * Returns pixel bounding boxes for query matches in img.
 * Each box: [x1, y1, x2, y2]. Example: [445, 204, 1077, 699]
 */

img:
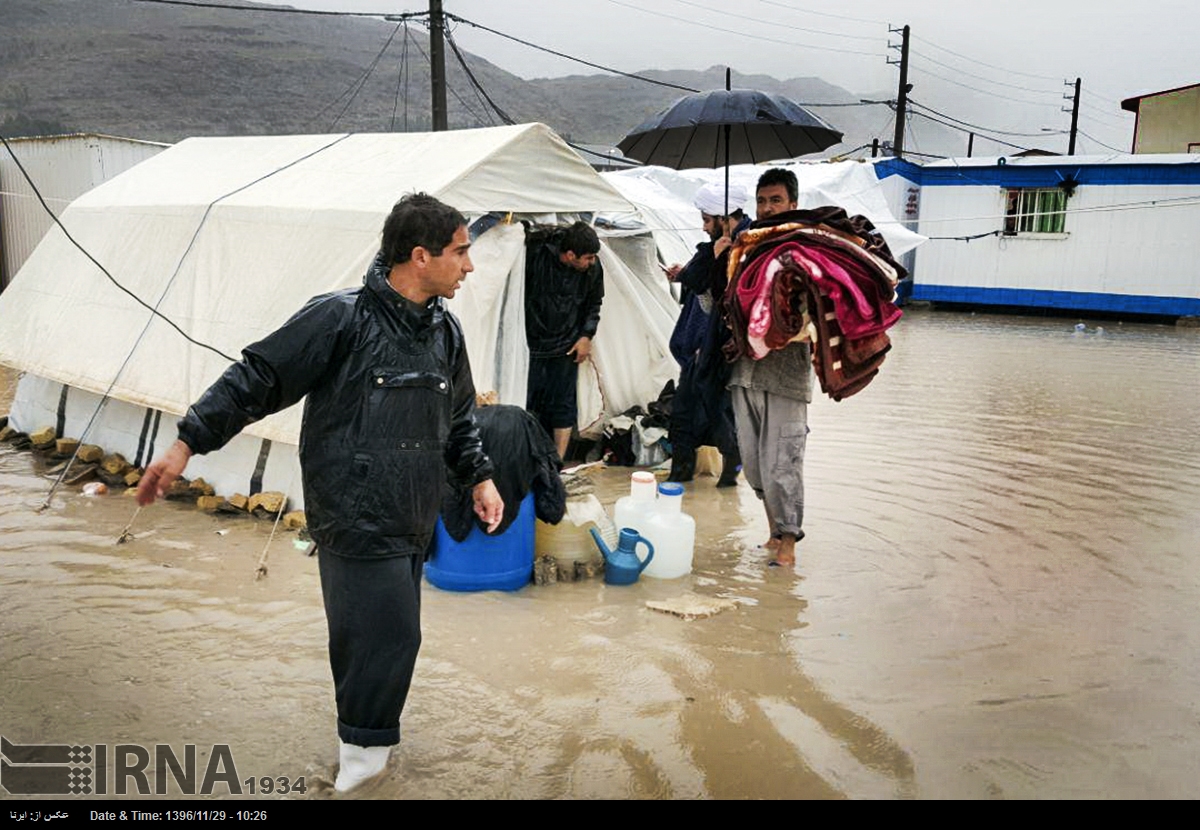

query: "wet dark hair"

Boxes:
[559, 221, 600, 257]
[381, 192, 466, 265]
[756, 168, 799, 203]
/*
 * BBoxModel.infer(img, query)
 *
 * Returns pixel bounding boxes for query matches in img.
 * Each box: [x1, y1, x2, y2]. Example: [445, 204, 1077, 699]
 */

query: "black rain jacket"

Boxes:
[177, 253, 495, 559]
[523, 227, 604, 357]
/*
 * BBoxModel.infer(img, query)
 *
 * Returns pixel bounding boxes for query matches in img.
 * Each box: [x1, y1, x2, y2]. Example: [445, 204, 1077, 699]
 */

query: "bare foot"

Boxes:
[763, 536, 782, 551]
[768, 535, 796, 567]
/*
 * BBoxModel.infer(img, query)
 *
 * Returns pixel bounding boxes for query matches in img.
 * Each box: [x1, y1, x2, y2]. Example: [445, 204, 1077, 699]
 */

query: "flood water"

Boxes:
[1, 307, 1198, 800]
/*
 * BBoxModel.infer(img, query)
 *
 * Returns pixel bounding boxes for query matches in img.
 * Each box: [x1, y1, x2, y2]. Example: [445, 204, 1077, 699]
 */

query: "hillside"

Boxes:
[0, 0, 956, 156]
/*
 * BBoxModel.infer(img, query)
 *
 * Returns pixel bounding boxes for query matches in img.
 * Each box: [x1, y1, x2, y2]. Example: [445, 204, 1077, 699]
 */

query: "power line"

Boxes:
[444, 27, 516, 126]
[409, 24, 497, 128]
[908, 65, 1065, 109]
[0, 132, 237, 363]
[910, 193, 1200, 228]
[599, 0, 884, 57]
[910, 49, 1062, 96]
[445, 14, 701, 93]
[907, 108, 1038, 153]
[443, 28, 639, 161]
[910, 35, 1063, 83]
[1077, 128, 1127, 154]
[670, 0, 880, 41]
[908, 99, 1067, 138]
[132, 0, 423, 19]
[328, 19, 405, 131]
[391, 22, 409, 131]
[755, 0, 886, 26]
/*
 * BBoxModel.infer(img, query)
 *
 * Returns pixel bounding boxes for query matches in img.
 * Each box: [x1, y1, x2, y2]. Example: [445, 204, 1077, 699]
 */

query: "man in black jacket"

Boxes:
[137, 193, 503, 793]
[665, 181, 746, 486]
[523, 220, 604, 460]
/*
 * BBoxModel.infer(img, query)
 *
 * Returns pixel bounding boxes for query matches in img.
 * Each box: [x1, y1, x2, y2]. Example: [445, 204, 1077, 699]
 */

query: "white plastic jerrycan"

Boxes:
[641, 482, 696, 579]
[613, 470, 657, 538]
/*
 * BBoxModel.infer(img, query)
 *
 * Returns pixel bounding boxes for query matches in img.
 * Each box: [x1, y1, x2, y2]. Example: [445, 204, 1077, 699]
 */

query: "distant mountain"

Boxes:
[0, 0, 961, 158]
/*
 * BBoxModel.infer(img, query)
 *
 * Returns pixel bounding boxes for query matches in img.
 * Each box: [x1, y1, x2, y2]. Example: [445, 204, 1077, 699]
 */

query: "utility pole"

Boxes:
[967, 132, 974, 158]
[1064, 77, 1081, 155]
[888, 25, 911, 159]
[429, 0, 448, 131]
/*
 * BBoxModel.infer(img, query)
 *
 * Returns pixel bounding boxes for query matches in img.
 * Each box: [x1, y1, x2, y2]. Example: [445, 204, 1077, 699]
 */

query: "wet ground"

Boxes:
[1, 308, 1198, 799]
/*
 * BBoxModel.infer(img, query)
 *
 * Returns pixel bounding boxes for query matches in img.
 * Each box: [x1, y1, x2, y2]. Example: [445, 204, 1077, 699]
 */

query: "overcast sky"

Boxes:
[252, 0, 1197, 155]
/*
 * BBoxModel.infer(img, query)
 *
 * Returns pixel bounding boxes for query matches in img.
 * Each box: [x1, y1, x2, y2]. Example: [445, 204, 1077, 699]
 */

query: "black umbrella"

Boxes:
[617, 70, 843, 213]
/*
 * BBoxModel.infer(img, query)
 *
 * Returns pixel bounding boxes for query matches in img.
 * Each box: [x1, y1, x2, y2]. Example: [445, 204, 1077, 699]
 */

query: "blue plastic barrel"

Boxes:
[425, 492, 535, 592]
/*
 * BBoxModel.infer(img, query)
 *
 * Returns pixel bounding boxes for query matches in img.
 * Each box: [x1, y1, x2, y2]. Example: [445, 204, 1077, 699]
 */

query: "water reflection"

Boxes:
[1, 309, 1198, 798]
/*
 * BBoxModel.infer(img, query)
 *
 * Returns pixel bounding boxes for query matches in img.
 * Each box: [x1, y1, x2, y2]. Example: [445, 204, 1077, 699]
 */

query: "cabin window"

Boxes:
[1003, 187, 1067, 235]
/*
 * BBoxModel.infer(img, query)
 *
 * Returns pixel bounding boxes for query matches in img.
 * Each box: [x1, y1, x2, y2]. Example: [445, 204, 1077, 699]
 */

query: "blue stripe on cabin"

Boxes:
[911, 284, 1200, 316]
[874, 159, 1200, 188]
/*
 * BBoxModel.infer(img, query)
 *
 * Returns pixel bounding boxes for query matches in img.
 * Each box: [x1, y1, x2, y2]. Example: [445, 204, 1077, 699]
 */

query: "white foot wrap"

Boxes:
[335, 741, 390, 793]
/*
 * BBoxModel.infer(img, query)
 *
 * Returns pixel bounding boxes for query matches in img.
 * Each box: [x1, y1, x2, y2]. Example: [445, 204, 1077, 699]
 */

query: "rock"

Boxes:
[63, 462, 99, 485]
[196, 495, 227, 512]
[164, 478, 193, 500]
[227, 493, 250, 512]
[82, 481, 108, 496]
[97, 469, 129, 487]
[30, 427, 57, 449]
[77, 444, 104, 463]
[645, 593, 739, 620]
[533, 554, 558, 586]
[574, 559, 601, 581]
[101, 453, 132, 476]
[283, 511, 307, 530]
[248, 491, 287, 516]
[187, 477, 215, 497]
[124, 469, 142, 487]
[55, 438, 81, 457]
[0, 425, 19, 442]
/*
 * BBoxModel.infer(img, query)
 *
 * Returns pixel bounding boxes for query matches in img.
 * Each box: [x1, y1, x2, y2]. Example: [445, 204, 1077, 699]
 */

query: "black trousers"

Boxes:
[526, 353, 579, 432]
[318, 549, 424, 747]
[669, 359, 739, 457]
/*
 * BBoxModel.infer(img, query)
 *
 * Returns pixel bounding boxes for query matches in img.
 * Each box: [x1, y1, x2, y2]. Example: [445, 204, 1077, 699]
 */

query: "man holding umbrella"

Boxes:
[617, 70, 842, 566]
[664, 180, 747, 485]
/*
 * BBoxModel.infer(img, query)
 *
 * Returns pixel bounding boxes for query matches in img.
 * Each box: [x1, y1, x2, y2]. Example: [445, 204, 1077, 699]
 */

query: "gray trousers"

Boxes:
[731, 386, 808, 538]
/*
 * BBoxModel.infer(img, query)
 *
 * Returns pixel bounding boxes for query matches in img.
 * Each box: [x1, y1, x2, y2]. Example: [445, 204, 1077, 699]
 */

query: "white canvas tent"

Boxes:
[0, 124, 679, 506]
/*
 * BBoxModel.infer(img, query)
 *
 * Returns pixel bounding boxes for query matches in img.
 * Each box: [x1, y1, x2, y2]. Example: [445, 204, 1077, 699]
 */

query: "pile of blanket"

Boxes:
[721, 207, 905, 401]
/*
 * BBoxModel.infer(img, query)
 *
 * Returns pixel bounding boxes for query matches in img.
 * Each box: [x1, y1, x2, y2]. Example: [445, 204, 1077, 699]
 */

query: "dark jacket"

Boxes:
[440, 404, 566, 542]
[177, 253, 495, 559]
[668, 239, 716, 368]
[524, 229, 604, 357]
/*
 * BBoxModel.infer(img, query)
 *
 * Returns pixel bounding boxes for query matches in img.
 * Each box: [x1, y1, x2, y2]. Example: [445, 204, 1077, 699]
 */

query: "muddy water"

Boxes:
[1, 308, 1198, 800]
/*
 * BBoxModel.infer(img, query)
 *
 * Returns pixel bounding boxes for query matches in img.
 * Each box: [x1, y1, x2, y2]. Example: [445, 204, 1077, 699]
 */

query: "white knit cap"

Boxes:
[693, 180, 747, 216]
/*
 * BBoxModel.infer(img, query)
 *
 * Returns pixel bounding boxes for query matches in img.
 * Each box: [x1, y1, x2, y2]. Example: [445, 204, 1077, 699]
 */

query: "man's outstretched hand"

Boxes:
[136, 440, 193, 506]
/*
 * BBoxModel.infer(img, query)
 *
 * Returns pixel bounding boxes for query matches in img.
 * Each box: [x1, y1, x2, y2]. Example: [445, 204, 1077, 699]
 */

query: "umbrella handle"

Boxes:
[724, 124, 730, 216]
[725, 67, 731, 216]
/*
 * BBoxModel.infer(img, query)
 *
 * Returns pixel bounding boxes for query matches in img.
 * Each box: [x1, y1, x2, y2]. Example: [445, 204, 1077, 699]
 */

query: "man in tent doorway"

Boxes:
[136, 193, 504, 793]
[523, 220, 605, 460]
